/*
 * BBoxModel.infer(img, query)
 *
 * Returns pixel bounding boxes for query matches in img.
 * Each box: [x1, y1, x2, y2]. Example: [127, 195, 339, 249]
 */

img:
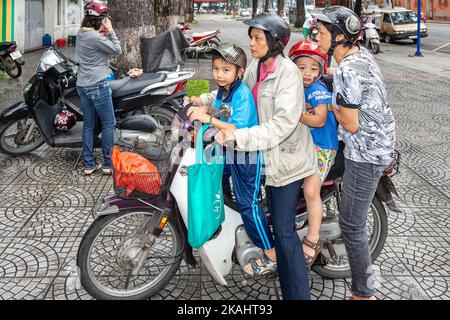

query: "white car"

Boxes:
[240, 9, 251, 17]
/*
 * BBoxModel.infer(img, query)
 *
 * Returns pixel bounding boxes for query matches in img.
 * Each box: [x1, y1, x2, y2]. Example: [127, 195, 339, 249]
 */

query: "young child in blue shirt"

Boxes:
[188, 43, 276, 277]
[289, 40, 339, 268]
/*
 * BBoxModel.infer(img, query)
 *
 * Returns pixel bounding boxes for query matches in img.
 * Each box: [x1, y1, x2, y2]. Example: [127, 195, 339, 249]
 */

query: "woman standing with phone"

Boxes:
[76, 1, 122, 175]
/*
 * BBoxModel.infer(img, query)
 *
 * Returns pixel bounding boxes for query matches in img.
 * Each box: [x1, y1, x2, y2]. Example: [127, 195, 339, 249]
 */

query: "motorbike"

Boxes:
[359, 20, 381, 55]
[0, 41, 25, 79]
[76, 104, 401, 300]
[0, 47, 194, 156]
[178, 23, 221, 58]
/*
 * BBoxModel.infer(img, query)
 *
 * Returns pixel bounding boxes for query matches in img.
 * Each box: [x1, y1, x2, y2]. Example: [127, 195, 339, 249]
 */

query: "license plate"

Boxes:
[10, 50, 22, 60]
[409, 35, 418, 39]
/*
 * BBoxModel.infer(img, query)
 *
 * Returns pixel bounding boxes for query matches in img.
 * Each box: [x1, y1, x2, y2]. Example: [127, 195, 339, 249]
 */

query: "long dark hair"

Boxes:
[81, 16, 102, 30]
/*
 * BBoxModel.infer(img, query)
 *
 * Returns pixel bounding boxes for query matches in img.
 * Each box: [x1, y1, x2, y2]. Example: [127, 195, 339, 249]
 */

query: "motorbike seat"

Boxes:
[109, 72, 167, 99]
[192, 30, 218, 38]
[0, 42, 15, 54]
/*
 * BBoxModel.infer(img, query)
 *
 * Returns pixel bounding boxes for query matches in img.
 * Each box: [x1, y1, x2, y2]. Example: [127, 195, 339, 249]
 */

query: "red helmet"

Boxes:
[84, 1, 110, 18]
[54, 109, 76, 131]
[288, 40, 328, 76]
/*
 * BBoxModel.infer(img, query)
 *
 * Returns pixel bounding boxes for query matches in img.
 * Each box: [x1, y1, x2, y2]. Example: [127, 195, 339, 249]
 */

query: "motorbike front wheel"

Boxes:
[77, 210, 184, 300]
[370, 42, 380, 54]
[311, 192, 388, 279]
[3, 56, 22, 78]
[0, 116, 44, 156]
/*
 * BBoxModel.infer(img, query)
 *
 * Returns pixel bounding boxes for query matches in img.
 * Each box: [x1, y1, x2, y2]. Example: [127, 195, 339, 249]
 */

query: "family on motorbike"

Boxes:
[186, 6, 396, 301]
[75, 0, 395, 300]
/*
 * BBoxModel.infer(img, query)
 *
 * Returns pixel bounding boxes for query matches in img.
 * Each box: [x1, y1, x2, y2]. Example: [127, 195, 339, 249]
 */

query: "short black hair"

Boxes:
[81, 16, 102, 31]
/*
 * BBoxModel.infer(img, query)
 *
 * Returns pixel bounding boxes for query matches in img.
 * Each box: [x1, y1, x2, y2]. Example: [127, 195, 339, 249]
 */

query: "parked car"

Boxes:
[375, 8, 428, 44]
[240, 8, 251, 17]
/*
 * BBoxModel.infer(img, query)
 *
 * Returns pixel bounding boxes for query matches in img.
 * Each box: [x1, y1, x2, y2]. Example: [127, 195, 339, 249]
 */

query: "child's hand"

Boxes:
[189, 96, 203, 106]
[102, 17, 113, 33]
[188, 107, 210, 123]
[326, 67, 335, 76]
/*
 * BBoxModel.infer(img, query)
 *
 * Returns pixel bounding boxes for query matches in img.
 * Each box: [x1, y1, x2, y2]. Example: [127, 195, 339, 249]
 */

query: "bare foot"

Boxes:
[348, 295, 377, 300]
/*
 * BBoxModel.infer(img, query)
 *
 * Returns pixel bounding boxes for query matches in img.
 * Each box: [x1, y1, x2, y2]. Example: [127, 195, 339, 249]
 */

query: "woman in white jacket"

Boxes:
[213, 13, 317, 300]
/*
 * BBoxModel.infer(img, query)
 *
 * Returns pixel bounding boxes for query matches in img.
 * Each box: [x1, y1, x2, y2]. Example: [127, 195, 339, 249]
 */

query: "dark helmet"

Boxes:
[245, 12, 290, 61]
[313, 6, 361, 54]
[84, 1, 110, 18]
[209, 43, 247, 69]
[54, 109, 76, 131]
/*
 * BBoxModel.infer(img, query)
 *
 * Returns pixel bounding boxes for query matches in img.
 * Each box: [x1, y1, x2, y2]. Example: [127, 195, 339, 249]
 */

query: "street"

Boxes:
[0, 15, 449, 300]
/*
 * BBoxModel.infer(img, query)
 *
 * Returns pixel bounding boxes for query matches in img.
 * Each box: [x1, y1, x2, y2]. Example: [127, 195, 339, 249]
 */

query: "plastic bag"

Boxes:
[112, 146, 162, 197]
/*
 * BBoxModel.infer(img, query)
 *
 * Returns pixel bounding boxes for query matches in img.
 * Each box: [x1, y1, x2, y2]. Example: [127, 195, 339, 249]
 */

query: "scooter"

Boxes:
[0, 41, 25, 79]
[0, 47, 194, 156]
[76, 104, 401, 300]
[178, 23, 221, 58]
[359, 20, 381, 54]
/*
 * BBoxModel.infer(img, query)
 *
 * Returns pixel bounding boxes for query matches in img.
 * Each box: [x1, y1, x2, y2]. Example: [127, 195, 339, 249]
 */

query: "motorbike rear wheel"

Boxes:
[311, 192, 388, 279]
[77, 210, 183, 300]
[3, 56, 22, 78]
[0, 116, 44, 156]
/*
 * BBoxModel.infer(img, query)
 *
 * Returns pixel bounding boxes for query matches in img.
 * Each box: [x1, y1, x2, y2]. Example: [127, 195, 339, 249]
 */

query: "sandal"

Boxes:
[244, 253, 277, 278]
[302, 236, 323, 268]
[102, 168, 112, 175]
[84, 163, 102, 176]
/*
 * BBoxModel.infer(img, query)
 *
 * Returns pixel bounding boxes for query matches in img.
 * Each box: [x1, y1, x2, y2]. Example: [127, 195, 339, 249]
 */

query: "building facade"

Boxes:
[393, 0, 450, 20]
[1, 0, 84, 51]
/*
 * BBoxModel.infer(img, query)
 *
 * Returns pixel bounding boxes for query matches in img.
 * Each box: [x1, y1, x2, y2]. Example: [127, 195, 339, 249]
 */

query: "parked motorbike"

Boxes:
[359, 20, 381, 54]
[178, 23, 221, 58]
[0, 47, 194, 156]
[76, 104, 401, 299]
[0, 41, 25, 79]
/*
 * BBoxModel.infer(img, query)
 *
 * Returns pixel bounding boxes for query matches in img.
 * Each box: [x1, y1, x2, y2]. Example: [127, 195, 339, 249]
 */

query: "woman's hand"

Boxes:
[326, 67, 335, 76]
[187, 106, 209, 123]
[215, 129, 236, 146]
[189, 96, 203, 106]
[102, 17, 113, 33]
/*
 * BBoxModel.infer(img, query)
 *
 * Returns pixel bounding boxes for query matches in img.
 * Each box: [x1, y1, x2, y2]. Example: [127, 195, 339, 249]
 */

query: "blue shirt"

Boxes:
[305, 80, 339, 151]
[214, 79, 259, 129]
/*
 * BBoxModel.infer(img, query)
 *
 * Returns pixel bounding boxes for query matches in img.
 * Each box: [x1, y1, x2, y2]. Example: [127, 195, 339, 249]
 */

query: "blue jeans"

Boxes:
[266, 180, 311, 300]
[340, 158, 387, 297]
[77, 81, 116, 170]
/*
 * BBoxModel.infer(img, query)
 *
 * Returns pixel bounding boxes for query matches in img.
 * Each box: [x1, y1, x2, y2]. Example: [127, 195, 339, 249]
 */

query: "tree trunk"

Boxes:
[295, 0, 305, 28]
[109, 0, 156, 76]
[252, 0, 258, 17]
[354, 0, 363, 17]
[264, 0, 270, 12]
[277, 0, 285, 16]
[185, 0, 194, 22]
[109, 0, 186, 76]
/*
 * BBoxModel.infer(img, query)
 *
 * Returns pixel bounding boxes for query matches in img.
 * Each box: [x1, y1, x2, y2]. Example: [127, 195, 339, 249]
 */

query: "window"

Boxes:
[383, 14, 392, 22]
[390, 11, 418, 24]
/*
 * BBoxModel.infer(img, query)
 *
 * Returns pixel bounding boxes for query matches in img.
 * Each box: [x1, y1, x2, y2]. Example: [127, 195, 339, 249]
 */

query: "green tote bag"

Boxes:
[187, 124, 225, 249]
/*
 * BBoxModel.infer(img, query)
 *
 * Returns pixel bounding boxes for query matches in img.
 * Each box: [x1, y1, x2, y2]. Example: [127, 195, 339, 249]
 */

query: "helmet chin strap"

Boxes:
[327, 27, 348, 58]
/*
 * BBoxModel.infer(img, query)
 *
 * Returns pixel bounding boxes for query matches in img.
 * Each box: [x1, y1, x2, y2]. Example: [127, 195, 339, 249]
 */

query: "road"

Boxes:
[387, 22, 450, 55]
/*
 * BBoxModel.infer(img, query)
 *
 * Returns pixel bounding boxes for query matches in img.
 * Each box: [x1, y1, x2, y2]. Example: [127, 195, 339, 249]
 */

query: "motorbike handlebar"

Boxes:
[67, 57, 79, 66]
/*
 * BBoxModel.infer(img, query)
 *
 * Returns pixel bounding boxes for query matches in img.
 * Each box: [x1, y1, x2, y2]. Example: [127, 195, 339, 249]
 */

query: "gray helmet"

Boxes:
[209, 43, 247, 69]
[313, 6, 361, 44]
[245, 12, 291, 47]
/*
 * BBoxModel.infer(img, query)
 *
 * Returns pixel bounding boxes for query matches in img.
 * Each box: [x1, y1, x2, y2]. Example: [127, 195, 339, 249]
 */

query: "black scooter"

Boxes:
[0, 41, 25, 79]
[0, 47, 194, 156]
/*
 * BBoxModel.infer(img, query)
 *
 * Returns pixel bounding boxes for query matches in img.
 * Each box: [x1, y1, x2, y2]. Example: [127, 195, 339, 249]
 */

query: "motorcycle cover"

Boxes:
[140, 27, 190, 72]
[187, 124, 225, 249]
[111, 146, 162, 197]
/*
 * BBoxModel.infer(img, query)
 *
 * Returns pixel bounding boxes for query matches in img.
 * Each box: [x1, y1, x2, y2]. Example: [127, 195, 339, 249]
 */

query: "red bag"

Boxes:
[112, 146, 162, 197]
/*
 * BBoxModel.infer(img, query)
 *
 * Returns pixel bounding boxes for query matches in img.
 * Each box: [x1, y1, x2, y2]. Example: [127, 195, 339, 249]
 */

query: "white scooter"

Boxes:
[76, 104, 393, 300]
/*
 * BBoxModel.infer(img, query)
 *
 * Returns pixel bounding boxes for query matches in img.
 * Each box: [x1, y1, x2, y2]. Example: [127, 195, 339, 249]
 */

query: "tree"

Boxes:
[295, 0, 305, 27]
[264, 0, 270, 12]
[277, 0, 285, 16]
[109, 0, 186, 76]
[354, 0, 363, 17]
[252, 0, 258, 17]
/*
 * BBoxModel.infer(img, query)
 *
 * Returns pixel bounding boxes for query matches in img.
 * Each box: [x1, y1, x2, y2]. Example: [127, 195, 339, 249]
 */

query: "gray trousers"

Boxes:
[340, 158, 387, 297]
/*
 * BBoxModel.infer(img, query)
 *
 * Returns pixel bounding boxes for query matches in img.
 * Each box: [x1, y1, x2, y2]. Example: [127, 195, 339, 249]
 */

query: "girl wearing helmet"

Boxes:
[213, 13, 317, 300]
[289, 40, 338, 269]
[188, 43, 277, 278]
[76, 1, 122, 175]
[314, 6, 395, 300]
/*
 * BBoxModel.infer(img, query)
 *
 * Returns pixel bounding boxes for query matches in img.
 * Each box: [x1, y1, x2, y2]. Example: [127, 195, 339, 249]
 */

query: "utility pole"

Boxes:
[415, 0, 423, 57]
